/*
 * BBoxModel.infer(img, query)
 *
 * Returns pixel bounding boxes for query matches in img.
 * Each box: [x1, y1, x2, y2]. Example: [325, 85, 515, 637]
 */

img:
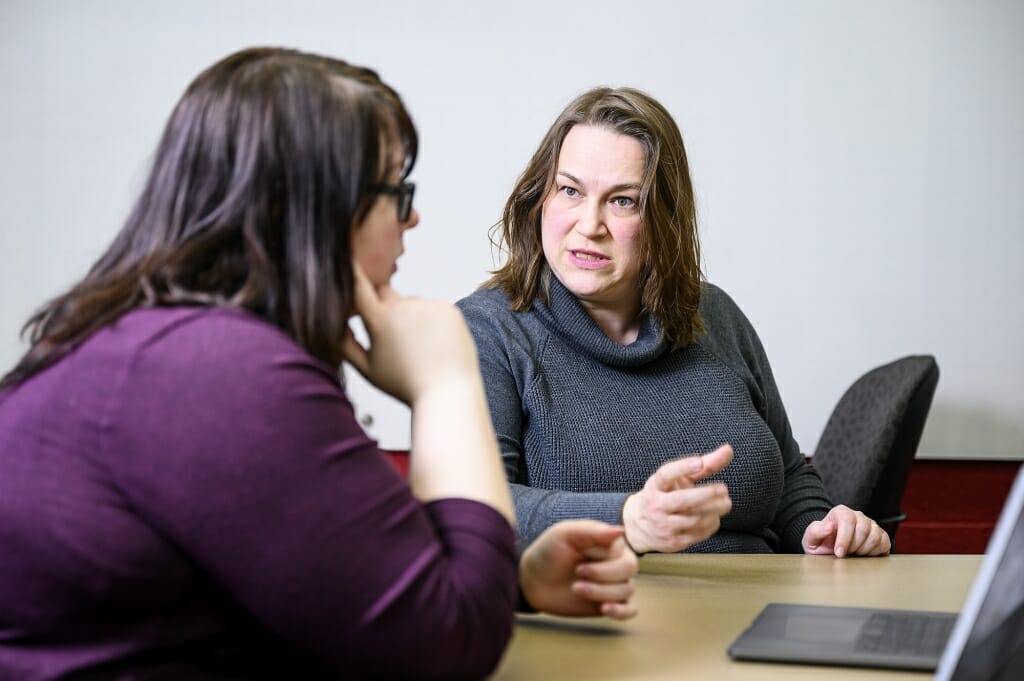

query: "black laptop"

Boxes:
[728, 465, 1024, 679]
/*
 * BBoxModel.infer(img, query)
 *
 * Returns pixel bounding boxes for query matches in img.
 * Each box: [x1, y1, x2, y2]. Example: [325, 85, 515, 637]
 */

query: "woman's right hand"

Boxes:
[342, 264, 480, 406]
[620, 444, 734, 554]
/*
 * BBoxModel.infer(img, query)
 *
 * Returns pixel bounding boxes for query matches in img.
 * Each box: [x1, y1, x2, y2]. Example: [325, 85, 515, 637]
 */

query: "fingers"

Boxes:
[661, 483, 731, 517]
[649, 444, 733, 492]
[849, 513, 874, 552]
[524, 522, 639, 621]
[573, 534, 639, 621]
[846, 514, 892, 557]
[832, 509, 855, 558]
[625, 446, 734, 554]
[600, 600, 639, 621]
[650, 456, 704, 492]
[646, 488, 729, 543]
[876, 528, 892, 555]
[689, 444, 734, 483]
[559, 520, 626, 559]
[348, 262, 380, 319]
[625, 472, 732, 553]
[804, 507, 893, 558]
[802, 519, 836, 554]
[575, 537, 638, 583]
[340, 327, 370, 376]
[571, 578, 635, 609]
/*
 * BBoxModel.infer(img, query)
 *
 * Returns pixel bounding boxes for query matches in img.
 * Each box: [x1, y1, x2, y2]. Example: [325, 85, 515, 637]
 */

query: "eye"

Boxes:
[611, 196, 636, 208]
[559, 185, 580, 198]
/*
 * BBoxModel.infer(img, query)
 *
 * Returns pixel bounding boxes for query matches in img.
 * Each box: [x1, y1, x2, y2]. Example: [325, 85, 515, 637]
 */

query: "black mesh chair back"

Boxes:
[813, 355, 940, 546]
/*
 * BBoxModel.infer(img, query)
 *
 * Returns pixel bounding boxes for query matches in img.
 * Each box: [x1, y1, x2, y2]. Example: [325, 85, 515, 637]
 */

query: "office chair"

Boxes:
[812, 355, 940, 549]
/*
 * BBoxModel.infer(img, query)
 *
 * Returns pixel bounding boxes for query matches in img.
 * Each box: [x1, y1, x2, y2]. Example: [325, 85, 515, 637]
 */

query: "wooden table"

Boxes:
[492, 554, 981, 680]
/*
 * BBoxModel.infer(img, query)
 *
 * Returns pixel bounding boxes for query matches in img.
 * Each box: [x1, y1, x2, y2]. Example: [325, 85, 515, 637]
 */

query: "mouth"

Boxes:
[568, 249, 610, 269]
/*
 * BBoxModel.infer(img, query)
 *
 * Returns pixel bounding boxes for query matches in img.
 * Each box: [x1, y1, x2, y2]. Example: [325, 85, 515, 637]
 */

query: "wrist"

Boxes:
[516, 583, 538, 613]
[517, 551, 545, 613]
[410, 372, 484, 411]
[517, 561, 539, 612]
[620, 494, 648, 556]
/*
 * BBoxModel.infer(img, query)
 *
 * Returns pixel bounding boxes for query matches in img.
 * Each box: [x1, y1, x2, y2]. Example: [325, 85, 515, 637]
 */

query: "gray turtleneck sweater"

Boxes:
[457, 279, 832, 553]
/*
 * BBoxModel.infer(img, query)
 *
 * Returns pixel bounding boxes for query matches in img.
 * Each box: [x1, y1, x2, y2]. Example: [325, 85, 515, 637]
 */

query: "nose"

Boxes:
[402, 207, 420, 231]
[573, 199, 606, 239]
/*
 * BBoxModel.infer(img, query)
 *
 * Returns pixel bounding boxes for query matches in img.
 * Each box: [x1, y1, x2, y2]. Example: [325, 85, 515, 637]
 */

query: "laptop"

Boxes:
[728, 464, 1024, 679]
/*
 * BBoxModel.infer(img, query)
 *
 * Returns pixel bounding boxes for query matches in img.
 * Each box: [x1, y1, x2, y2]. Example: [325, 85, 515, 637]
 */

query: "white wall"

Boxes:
[2, 0, 1022, 458]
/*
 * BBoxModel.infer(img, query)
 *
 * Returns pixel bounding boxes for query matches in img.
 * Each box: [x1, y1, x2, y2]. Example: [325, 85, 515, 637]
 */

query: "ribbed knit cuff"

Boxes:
[620, 494, 647, 556]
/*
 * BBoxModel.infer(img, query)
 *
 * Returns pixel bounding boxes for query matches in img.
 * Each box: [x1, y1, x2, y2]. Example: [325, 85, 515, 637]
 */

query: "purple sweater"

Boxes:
[0, 307, 518, 681]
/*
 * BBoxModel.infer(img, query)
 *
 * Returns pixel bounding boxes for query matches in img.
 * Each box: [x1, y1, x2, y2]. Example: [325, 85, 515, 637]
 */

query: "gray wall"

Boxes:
[2, 0, 1022, 458]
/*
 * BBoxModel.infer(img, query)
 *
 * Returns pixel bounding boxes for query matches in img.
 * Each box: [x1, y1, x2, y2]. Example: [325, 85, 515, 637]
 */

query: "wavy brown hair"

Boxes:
[2, 47, 417, 389]
[486, 86, 703, 348]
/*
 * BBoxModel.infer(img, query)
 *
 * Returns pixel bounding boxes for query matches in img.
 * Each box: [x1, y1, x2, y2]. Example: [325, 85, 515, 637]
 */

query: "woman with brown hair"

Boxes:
[459, 86, 891, 558]
[0, 49, 637, 681]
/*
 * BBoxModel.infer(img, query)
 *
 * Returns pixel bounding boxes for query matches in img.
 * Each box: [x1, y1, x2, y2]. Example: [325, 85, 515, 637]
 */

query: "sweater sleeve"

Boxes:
[108, 312, 518, 680]
[755, 352, 833, 552]
[700, 286, 833, 552]
[458, 294, 629, 547]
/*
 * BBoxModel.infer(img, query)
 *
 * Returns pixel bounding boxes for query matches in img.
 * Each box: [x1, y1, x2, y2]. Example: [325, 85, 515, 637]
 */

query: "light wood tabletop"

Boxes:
[492, 553, 982, 681]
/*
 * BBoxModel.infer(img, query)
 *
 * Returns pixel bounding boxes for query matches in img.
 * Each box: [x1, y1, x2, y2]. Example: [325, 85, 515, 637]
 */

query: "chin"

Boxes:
[560, 275, 608, 299]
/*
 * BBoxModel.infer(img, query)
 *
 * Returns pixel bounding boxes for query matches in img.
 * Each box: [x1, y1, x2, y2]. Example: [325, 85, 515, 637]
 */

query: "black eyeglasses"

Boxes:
[373, 181, 416, 223]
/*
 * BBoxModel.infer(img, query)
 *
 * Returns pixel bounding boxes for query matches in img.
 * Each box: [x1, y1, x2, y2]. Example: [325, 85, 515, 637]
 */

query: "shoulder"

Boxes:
[694, 283, 770, 379]
[124, 306, 315, 356]
[693, 283, 782, 407]
[457, 286, 538, 341]
[457, 286, 514, 321]
[102, 307, 372, 468]
[111, 306, 340, 401]
[699, 282, 753, 331]
[457, 286, 548, 371]
[697, 282, 762, 349]
[110, 306, 295, 347]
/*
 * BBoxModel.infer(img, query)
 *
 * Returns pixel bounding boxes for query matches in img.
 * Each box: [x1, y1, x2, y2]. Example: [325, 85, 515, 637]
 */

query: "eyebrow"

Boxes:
[556, 171, 641, 193]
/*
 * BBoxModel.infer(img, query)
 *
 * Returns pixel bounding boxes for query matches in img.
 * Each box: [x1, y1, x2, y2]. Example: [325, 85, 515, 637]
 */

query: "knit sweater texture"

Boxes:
[457, 279, 832, 553]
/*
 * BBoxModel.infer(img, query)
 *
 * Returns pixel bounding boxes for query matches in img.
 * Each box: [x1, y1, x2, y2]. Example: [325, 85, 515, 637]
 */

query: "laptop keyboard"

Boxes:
[855, 612, 955, 656]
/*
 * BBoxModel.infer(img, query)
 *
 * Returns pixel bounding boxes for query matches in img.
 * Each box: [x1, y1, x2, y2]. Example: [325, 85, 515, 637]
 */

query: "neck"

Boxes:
[579, 298, 642, 345]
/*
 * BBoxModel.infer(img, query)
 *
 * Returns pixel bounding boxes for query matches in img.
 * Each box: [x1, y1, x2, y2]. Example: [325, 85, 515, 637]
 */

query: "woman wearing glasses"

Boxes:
[0, 49, 637, 681]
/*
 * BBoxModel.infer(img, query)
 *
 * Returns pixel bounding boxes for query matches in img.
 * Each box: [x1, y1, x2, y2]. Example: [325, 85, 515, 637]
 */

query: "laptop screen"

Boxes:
[937, 465, 1024, 681]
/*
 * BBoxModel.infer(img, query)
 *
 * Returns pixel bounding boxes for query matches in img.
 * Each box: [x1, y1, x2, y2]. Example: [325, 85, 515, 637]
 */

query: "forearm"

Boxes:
[756, 359, 831, 551]
[409, 375, 515, 525]
[334, 499, 519, 680]
[511, 482, 628, 546]
[774, 460, 832, 552]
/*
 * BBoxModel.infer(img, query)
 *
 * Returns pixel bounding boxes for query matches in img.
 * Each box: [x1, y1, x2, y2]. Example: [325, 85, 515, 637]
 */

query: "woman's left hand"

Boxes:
[802, 505, 891, 557]
[519, 520, 639, 620]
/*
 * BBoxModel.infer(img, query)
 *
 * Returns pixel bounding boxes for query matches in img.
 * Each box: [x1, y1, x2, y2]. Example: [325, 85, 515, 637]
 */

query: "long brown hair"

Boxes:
[486, 86, 704, 348]
[2, 47, 417, 388]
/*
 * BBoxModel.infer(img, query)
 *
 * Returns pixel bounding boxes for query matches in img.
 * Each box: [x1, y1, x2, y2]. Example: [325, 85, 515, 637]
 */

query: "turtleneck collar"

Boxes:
[533, 276, 671, 368]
